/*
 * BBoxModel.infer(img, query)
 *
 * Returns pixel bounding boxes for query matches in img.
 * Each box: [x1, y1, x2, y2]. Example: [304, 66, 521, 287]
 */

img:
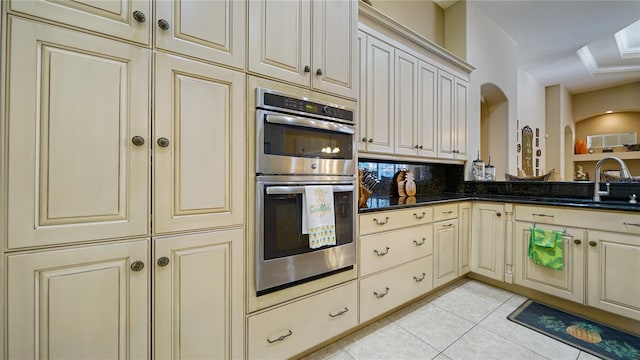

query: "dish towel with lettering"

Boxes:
[528, 227, 564, 270]
[302, 185, 336, 249]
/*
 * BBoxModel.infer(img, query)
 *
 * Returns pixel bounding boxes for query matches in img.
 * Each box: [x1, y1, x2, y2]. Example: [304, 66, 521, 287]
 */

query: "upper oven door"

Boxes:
[256, 109, 355, 175]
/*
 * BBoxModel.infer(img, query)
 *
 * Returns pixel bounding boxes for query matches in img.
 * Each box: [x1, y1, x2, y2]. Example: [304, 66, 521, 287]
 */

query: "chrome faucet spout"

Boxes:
[593, 156, 632, 202]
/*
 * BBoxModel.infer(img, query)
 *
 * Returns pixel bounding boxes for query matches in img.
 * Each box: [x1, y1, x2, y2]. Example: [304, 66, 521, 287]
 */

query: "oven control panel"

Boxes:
[262, 91, 354, 123]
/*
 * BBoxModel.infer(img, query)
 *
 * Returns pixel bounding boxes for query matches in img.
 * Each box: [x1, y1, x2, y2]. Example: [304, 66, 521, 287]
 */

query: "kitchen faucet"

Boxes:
[593, 156, 632, 201]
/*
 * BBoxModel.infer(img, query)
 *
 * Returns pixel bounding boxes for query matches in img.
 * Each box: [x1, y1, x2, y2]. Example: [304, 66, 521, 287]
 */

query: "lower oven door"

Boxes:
[256, 176, 356, 294]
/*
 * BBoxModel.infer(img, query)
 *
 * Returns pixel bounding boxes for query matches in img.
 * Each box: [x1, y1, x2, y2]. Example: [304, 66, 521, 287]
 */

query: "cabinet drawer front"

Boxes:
[359, 256, 433, 323]
[515, 205, 640, 235]
[248, 281, 358, 360]
[360, 207, 433, 235]
[360, 225, 433, 276]
[433, 203, 458, 222]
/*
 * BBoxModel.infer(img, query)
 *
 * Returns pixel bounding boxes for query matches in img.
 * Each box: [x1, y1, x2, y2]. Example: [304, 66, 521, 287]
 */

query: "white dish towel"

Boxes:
[302, 185, 336, 249]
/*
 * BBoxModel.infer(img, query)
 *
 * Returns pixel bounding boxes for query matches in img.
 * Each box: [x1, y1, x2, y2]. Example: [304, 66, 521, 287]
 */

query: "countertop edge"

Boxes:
[358, 195, 640, 213]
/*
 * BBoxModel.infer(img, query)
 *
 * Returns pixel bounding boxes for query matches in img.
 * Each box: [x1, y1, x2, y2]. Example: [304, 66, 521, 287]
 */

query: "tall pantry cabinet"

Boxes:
[1, 1, 245, 359]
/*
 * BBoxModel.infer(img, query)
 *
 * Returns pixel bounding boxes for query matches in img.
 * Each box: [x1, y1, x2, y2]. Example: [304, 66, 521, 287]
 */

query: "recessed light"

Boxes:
[606, 110, 613, 114]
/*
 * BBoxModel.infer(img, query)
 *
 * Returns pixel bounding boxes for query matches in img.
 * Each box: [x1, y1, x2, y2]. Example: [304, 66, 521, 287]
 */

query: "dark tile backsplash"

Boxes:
[359, 158, 464, 196]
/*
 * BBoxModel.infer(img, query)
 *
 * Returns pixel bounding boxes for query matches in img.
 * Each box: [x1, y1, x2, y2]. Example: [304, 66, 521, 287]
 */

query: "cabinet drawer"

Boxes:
[515, 205, 640, 235]
[359, 256, 433, 323]
[360, 224, 433, 277]
[248, 281, 358, 360]
[433, 203, 458, 222]
[360, 207, 433, 235]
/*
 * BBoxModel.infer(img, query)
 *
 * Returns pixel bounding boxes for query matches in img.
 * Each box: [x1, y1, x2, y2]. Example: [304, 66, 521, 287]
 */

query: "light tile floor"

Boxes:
[303, 279, 601, 360]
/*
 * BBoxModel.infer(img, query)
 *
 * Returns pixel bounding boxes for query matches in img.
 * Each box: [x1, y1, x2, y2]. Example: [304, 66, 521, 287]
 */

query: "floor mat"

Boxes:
[508, 300, 640, 360]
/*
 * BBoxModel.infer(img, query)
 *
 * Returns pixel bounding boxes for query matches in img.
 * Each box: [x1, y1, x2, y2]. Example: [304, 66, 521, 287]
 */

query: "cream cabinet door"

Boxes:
[417, 60, 438, 158]
[6, 17, 150, 249]
[587, 231, 640, 320]
[248, 0, 311, 87]
[7, 239, 149, 359]
[437, 70, 455, 159]
[154, 229, 244, 359]
[364, 35, 395, 154]
[154, 0, 245, 69]
[394, 49, 419, 156]
[154, 53, 245, 234]
[9, 0, 150, 44]
[311, 0, 358, 99]
[514, 222, 585, 303]
[458, 202, 471, 275]
[471, 202, 505, 281]
[357, 30, 368, 152]
[433, 219, 458, 288]
[453, 77, 468, 159]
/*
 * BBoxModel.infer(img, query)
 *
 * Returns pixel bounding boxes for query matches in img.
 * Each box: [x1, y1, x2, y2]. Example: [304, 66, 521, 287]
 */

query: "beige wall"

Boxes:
[369, 0, 445, 46]
[575, 112, 640, 143]
[573, 82, 640, 121]
[546, 84, 574, 180]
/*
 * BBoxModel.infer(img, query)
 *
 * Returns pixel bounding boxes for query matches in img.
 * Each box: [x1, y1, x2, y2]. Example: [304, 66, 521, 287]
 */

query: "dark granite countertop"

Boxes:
[359, 193, 640, 213]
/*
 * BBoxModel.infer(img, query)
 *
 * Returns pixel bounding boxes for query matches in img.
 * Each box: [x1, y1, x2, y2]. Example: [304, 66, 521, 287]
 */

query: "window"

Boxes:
[587, 132, 636, 149]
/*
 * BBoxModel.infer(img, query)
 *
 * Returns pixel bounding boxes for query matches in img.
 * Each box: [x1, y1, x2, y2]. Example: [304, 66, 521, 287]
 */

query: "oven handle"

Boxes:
[265, 113, 355, 135]
[266, 185, 355, 195]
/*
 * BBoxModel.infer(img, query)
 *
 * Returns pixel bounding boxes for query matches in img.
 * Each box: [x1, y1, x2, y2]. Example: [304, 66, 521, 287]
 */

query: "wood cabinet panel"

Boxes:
[154, 229, 244, 359]
[360, 207, 433, 236]
[155, 0, 245, 69]
[433, 219, 458, 287]
[6, 17, 150, 249]
[248, 282, 358, 359]
[154, 53, 245, 234]
[360, 224, 433, 277]
[471, 202, 505, 281]
[359, 256, 433, 323]
[7, 240, 149, 359]
[9, 0, 151, 44]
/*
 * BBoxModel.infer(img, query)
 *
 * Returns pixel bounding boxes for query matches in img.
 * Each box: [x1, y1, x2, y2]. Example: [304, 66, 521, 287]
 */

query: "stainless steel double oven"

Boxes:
[255, 88, 356, 295]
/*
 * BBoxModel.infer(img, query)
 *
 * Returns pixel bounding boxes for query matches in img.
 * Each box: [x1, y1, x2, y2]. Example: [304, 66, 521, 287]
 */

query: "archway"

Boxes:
[480, 83, 509, 180]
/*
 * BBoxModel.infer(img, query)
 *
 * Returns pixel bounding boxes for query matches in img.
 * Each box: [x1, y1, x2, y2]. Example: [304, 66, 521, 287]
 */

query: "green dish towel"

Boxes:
[528, 227, 564, 270]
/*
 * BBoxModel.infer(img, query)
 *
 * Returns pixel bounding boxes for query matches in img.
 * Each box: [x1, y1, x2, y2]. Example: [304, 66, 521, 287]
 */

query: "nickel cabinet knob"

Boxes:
[158, 19, 170, 30]
[132, 10, 146, 23]
[157, 137, 170, 148]
[157, 257, 170, 267]
[131, 136, 145, 146]
[130, 261, 145, 272]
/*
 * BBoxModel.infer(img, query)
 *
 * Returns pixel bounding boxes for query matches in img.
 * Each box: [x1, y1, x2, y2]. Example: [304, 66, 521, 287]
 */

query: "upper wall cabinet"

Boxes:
[248, 0, 358, 99]
[154, 0, 245, 69]
[9, 0, 151, 45]
[358, 4, 473, 162]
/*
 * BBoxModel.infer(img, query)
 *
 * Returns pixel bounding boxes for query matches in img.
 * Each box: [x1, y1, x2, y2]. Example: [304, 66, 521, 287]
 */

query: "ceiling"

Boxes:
[466, 0, 640, 94]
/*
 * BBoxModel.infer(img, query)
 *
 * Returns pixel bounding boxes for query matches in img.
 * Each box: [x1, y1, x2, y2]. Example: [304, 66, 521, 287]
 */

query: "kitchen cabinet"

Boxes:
[5, 16, 150, 249]
[359, 32, 395, 154]
[471, 202, 505, 281]
[458, 202, 472, 275]
[154, 229, 244, 359]
[394, 50, 438, 158]
[154, 0, 246, 69]
[513, 223, 585, 303]
[3, 11, 246, 358]
[433, 203, 459, 288]
[248, 0, 358, 99]
[587, 231, 640, 320]
[8, 0, 151, 45]
[358, 207, 434, 323]
[6, 239, 149, 359]
[248, 281, 358, 359]
[153, 52, 245, 234]
[438, 72, 468, 160]
[357, 30, 368, 152]
[514, 204, 640, 320]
